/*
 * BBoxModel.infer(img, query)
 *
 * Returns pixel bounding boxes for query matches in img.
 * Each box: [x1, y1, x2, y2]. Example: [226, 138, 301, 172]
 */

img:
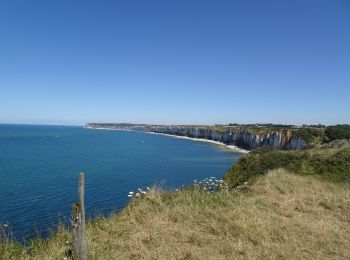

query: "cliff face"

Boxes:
[86, 124, 307, 150]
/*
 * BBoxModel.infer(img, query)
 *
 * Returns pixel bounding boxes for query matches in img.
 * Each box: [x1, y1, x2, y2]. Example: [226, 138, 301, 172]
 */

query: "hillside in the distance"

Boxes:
[86, 123, 350, 151]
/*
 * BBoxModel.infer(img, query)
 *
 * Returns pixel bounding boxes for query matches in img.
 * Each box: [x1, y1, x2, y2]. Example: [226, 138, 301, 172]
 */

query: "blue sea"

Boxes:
[0, 124, 239, 240]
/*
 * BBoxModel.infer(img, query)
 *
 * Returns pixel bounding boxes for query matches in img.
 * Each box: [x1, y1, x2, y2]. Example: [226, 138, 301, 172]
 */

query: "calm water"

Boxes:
[0, 124, 239, 239]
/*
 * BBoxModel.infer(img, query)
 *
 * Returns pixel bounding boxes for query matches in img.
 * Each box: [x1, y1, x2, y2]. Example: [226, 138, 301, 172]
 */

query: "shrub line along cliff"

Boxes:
[85, 123, 308, 150]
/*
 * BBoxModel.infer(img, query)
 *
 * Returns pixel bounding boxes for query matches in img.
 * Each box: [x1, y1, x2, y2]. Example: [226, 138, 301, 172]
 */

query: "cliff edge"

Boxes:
[86, 123, 311, 150]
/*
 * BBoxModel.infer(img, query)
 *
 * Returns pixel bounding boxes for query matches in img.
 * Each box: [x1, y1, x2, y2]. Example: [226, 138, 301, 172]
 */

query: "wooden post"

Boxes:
[72, 172, 88, 260]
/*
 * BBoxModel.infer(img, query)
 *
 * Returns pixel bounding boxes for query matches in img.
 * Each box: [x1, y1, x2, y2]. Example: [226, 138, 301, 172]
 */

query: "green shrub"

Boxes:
[294, 127, 324, 144]
[325, 125, 350, 142]
[223, 147, 350, 188]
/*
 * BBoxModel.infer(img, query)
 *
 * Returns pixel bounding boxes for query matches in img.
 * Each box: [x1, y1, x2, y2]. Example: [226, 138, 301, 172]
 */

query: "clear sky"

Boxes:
[0, 0, 349, 126]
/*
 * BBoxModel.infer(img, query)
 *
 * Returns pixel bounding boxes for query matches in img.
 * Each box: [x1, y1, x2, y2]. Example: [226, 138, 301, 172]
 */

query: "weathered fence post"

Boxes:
[72, 172, 88, 260]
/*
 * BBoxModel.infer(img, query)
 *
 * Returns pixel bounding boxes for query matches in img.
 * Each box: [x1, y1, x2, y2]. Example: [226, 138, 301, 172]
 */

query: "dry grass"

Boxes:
[2, 169, 350, 259]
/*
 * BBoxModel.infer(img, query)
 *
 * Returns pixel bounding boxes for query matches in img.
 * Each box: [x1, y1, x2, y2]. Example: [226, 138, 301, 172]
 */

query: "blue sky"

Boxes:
[0, 0, 349, 125]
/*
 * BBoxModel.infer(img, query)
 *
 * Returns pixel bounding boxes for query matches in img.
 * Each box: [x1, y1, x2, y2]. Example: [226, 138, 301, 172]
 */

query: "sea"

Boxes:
[0, 124, 240, 240]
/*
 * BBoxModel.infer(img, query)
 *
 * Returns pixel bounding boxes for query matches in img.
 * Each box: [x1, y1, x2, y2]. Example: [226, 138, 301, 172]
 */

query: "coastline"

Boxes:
[85, 126, 250, 154]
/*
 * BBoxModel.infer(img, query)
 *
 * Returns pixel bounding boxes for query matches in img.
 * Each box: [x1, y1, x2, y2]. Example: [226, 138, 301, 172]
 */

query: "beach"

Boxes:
[147, 132, 250, 154]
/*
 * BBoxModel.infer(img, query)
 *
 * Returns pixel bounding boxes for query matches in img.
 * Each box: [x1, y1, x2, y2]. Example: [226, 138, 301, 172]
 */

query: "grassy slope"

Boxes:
[2, 169, 350, 259]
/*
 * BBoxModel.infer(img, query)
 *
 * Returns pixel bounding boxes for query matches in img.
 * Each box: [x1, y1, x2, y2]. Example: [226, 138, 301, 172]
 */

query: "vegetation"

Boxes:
[224, 146, 350, 188]
[324, 125, 350, 142]
[1, 169, 349, 259]
[293, 127, 324, 144]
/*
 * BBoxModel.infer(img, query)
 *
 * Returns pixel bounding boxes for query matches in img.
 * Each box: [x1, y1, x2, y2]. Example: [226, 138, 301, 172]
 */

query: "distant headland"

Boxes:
[85, 123, 350, 152]
[85, 123, 333, 151]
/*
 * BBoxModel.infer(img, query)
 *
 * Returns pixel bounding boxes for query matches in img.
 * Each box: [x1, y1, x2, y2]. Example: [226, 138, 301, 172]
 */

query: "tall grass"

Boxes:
[2, 169, 350, 259]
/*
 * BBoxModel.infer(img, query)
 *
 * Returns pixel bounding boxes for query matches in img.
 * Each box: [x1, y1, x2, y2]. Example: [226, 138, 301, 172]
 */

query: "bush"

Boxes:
[294, 127, 324, 144]
[223, 147, 350, 188]
[325, 125, 350, 142]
